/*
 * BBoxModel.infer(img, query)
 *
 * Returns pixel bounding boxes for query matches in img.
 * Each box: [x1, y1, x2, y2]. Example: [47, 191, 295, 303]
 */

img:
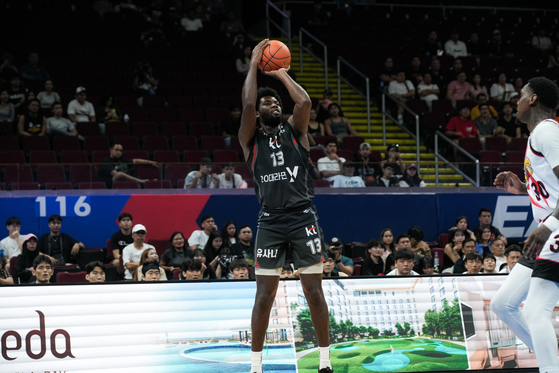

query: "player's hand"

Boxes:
[250, 38, 270, 66]
[262, 66, 290, 79]
[523, 224, 551, 259]
[494, 171, 526, 194]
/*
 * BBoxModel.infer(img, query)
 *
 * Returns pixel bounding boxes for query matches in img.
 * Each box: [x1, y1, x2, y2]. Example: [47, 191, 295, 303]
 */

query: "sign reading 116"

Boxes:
[35, 196, 91, 217]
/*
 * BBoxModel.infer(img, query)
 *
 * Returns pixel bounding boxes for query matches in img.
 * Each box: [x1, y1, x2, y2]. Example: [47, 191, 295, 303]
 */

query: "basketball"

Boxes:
[258, 40, 291, 71]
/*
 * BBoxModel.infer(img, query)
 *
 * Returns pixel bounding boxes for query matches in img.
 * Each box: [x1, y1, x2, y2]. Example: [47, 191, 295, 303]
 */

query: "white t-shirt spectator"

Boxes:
[490, 83, 516, 102]
[67, 99, 95, 122]
[181, 17, 203, 31]
[417, 83, 439, 110]
[444, 40, 468, 57]
[37, 91, 60, 109]
[332, 175, 365, 188]
[218, 173, 243, 188]
[122, 243, 154, 280]
[188, 230, 210, 248]
[388, 80, 414, 96]
[184, 171, 217, 189]
[317, 156, 346, 182]
[386, 268, 420, 276]
[0, 235, 24, 259]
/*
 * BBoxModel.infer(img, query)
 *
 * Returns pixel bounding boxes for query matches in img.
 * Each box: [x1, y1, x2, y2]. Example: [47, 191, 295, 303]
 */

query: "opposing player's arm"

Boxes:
[493, 171, 527, 194]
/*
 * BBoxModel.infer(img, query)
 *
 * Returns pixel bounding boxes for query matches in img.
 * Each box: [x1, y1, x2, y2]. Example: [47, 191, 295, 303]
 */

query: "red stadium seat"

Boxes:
[29, 151, 57, 165]
[313, 180, 330, 188]
[105, 122, 131, 138]
[61, 150, 89, 165]
[70, 165, 98, 186]
[84, 136, 110, 156]
[161, 122, 187, 139]
[184, 150, 209, 165]
[57, 271, 88, 284]
[166, 165, 191, 187]
[23, 136, 50, 153]
[152, 108, 177, 123]
[114, 136, 140, 151]
[342, 136, 365, 151]
[10, 182, 40, 190]
[0, 136, 19, 151]
[479, 150, 502, 164]
[178, 108, 203, 123]
[53, 136, 81, 154]
[0, 151, 25, 164]
[485, 137, 508, 154]
[154, 150, 180, 164]
[145, 180, 172, 189]
[135, 165, 162, 180]
[142, 95, 166, 109]
[79, 182, 107, 190]
[190, 122, 215, 137]
[5, 165, 33, 184]
[45, 182, 73, 190]
[458, 137, 482, 157]
[512, 137, 528, 152]
[173, 136, 198, 152]
[206, 107, 228, 123]
[214, 149, 239, 163]
[506, 151, 524, 163]
[76, 122, 101, 137]
[201, 136, 226, 153]
[143, 135, 169, 153]
[124, 107, 149, 123]
[113, 181, 140, 189]
[37, 165, 66, 184]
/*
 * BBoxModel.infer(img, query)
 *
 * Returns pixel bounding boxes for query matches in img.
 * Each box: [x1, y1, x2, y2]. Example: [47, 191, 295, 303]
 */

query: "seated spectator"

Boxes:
[221, 220, 238, 248]
[482, 254, 498, 274]
[470, 93, 498, 120]
[191, 248, 217, 279]
[388, 70, 415, 124]
[236, 46, 251, 75]
[215, 247, 237, 279]
[99, 143, 159, 188]
[446, 71, 471, 107]
[0, 89, 14, 123]
[399, 163, 426, 187]
[307, 108, 325, 149]
[38, 214, 84, 265]
[372, 163, 399, 187]
[469, 74, 488, 100]
[473, 104, 498, 142]
[417, 72, 439, 111]
[281, 265, 296, 279]
[548, 45, 559, 69]
[0, 261, 13, 284]
[428, 58, 445, 89]
[445, 106, 479, 141]
[185, 157, 219, 189]
[181, 8, 204, 32]
[499, 245, 522, 274]
[444, 30, 468, 58]
[380, 144, 405, 176]
[513, 77, 524, 95]
[18, 98, 46, 136]
[160, 231, 193, 278]
[475, 225, 492, 256]
[362, 239, 386, 276]
[496, 102, 517, 143]
[327, 237, 354, 276]
[47, 102, 84, 140]
[67, 86, 97, 123]
[386, 248, 419, 276]
[444, 58, 465, 84]
[31, 255, 53, 284]
[467, 33, 485, 57]
[122, 224, 154, 280]
[141, 260, 162, 281]
[133, 62, 159, 106]
[218, 163, 245, 189]
[37, 79, 60, 109]
[324, 103, 359, 141]
[95, 96, 122, 124]
[355, 142, 380, 181]
[315, 89, 334, 124]
[15, 234, 45, 284]
[230, 225, 254, 264]
[380, 228, 395, 261]
[385, 234, 412, 271]
[189, 215, 216, 250]
[229, 258, 250, 279]
[473, 208, 507, 245]
[322, 256, 339, 278]
[443, 228, 465, 270]
[405, 56, 425, 87]
[135, 248, 167, 281]
[221, 105, 241, 149]
[449, 215, 476, 240]
[0, 217, 24, 273]
[7, 75, 27, 112]
[490, 73, 516, 102]
[332, 162, 365, 188]
[110, 212, 134, 269]
[203, 229, 225, 269]
[421, 31, 443, 57]
[532, 28, 553, 54]
[490, 238, 507, 270]
[408, 226, 431, 256]
[420, 256, 436, 275]
[463, 252, 483, 274]
[452, 238, 477, 274]
[317, 139, 346, 183]
[487, 29, 510, 57]
[20, 52, 49, 83]
[181, 258, 203, 280]
[220, 10, 244, 39]
[85, 261, 106, 283]
[0, 53, 20, 83]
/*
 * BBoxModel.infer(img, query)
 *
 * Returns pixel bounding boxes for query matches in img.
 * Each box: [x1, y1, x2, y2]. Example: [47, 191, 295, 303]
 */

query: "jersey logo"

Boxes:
[286, 166, 299, 182]
[269, 136, 281, 150]
[305, 225, 318, 236]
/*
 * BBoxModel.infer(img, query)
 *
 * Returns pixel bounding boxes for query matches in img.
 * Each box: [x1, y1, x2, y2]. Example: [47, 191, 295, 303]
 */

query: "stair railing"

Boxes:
[336, 56, 371, 131]
[265, 0, 292, 51]
[434, 131, 480, 187]
[298, 28, 329, 89]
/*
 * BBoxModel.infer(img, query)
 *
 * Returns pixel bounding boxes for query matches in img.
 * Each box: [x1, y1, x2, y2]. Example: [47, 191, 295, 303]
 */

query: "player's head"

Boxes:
[256, 87, 283, 128]
[518, 77, 559, 122]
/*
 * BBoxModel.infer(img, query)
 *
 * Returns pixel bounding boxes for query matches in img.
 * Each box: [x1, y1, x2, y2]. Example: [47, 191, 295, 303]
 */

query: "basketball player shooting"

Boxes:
[239, 39, 333, 373]
[492, 77, 559, 373]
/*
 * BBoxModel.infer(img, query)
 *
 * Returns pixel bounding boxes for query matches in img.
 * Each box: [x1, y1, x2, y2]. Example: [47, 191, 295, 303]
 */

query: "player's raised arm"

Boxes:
[239, 39, 269, 161]
[493, 171, 527, 195]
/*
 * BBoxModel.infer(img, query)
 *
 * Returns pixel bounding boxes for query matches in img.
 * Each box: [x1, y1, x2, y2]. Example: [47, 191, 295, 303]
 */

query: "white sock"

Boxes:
[251, 351, 263, 373]
[319, 346, 331, 370]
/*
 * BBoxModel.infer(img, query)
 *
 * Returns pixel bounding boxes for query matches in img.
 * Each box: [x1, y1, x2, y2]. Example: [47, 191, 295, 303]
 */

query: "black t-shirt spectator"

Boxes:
[111, 230, 134, 255]
[361, 257, 385, 276]
[161, 248, 193, 269]
[453, 257, 466, 274]
[99, 157, 133, 188]
[7, 87, 27, 106]
[497, 116, 517, 138]
[230, 242, 254, 261]
[38, 233, 78, 265]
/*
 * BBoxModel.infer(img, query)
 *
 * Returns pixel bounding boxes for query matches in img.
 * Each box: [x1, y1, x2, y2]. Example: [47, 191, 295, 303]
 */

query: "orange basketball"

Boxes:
[258, 40, 291, 71]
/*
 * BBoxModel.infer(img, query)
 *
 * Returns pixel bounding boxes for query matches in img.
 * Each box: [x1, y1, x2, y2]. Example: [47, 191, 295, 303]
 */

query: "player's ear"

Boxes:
[255, 111, 260, 118]
[529, 93, 538, 106]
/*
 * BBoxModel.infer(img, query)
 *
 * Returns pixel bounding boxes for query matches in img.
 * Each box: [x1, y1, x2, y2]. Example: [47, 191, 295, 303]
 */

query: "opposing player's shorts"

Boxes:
[254, 204, 325, 269]
[533, 227, 559, 283]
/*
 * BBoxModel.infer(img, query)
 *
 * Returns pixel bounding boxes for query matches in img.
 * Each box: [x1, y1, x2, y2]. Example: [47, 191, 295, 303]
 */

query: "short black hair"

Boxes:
[394, 248, 415, 261]
[239, 224, 251, 231]
[200, 214, 214, 224]
[505, 244, 522, 256]
[118, 212, 133, 222]
[200, 157, 213, 165]
[478, 103, 489, 111]
[49, 214, 62, 223]
[256, 87, 283, 111]
[383, 162, 397, 170]
[85, 261, 105, 274]
[5, 216, 20, 226]
[192, 248, 206, 259]
[51, 101, 63, 109]
[142, 260, 160, 275]
[476, 93, 487, 100]
[420, 255, 434, 270]
[324, 139, 337, 147]
[33, 254, 52, 270]
[181, 258, 202, 272]
[484, 253, 496, 262]
[465, 252, 483, 263]
[282, 265, 293, 272]
[395, 234, 411, 244]
[463, 237, 475, 247]
[229, 258, 250, 271]
[526, 77, 559, 111]
[366, 239, 383, 249]
[478, 208, 491, 217]
[407, 226, 424, 241]
[327, 103, 344, 116]
[27, 98, 40, 107]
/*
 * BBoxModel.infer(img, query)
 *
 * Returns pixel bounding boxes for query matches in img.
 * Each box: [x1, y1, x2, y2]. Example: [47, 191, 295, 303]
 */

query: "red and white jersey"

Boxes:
[525, 118, 559, 223]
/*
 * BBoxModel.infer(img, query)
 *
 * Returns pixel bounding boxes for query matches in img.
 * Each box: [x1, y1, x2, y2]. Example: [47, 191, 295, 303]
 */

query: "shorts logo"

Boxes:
[286, 166, 299, 182]
[305, 225, 318, 236]
[257, 248, 278, 258]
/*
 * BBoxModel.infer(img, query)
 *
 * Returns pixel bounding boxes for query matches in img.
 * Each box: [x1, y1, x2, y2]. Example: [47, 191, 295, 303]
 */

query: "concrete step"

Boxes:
[422, 174, 464, 181]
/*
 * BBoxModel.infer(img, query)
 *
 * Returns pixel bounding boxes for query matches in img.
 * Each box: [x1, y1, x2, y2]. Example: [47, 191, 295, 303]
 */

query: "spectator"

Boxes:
[99, 142, 159, 188]
[408, 226, 431, 256]
[496, 102, 516, 143]
[315, 89, 334, 123]
[354, 142, 379, 181]
[513, 77, 524, 95]
[490, 73, 516, 102]
[421, 31, 443, 56]
[216, 247, 237, 279]
[18, 98, 46, 136]
[405, 56, 425, 87]
[132, 62, 159, 106]
[444, 31, 468, 58]
[469, 74, 488, 100]
[380, 228, 395, 261]
[399, 163, 426, 187]
[95, 96, 122, 124]
[203, 229, 225, 271]
[20, 52, 49, 83]
[444, 228, 466, 270]
[388, 70, 415, 124]
[446, 71, 472, 106]
[281, 265, 296, 279]
[230, 224, 254, 264]
[7, 75, 27, 112]
[532, 28, 553, 54]
[36, 80, 60, 109]
[181, 258, 203, 280]
[31, 255, 53, 284]
[417, 72, 439, 111]
[379, 57, 398, 89]
[499, 245, 522, 274]
[317, 139, 346, 183]
[386, 248, 419, 276]
[482, 254, 498, 274]
[324, 103, 359, 141]
[0, 89, 14, 123]
[428, 58, 445, 88]
[221, 220, 238, 248]
[47, 102, 84, 140]
[184, 157, 219, 189]
[160, 231, 193, 278]
[0, 217, 24, 272]
[470, 93, 498, 120]
[445, 106, 479, 140]
[449, 215, 476, 240]
[463, 252, 483, 274]
[221, 105, 241, 149]
[490, 238, 507, 270]
[189, 215, 216, 250]
[191, 248, 217, 279]
[472, 208, 507, 245]
[380, 144, 405, 176]
[444, 58, 465, 84]
[452, 238, 476, 274]
[362, 239, 386, 276]
[548, 45, 559, 69]
[218, 163, 244, 189]
[141, 260, 162, 282]
[0, 53, 19, 83]
[85, 261, 106, 283]
[38, 215, 83, 265]
[229, 258, 250, 279]
[67, 87, 96, 123]
[322, 256, 337, 278]
[122, 224, 154, 280]
[420, 256, 436, 275]
[135, 248, 167, 281]
[327, 237, 354, 276]
[181, 8, 203, 32]
[487, 30, 510, 57]
[220, 10, 244, 39]
[467, 33, 485, 57]
[473, 103, 498, 141]
[307, 108, 324, 148]
[110, 212, 134, 269]
[372, 163, 399, 187]
[475, 225, 492, 256]
[15, 234, 44, 283]
[332, 162, 365, 188]
[236, 46, 251, 75]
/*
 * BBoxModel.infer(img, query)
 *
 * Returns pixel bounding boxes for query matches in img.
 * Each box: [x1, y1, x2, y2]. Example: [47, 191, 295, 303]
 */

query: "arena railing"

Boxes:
[336, 56, 371, 132]
[434, 131, 480, 187]
[265, 0, 292, 52]
[298, 28, 329, 89]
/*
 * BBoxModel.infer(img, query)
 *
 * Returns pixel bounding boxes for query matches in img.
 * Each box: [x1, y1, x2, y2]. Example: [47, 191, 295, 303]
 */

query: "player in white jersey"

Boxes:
[493, 77, 559, 373]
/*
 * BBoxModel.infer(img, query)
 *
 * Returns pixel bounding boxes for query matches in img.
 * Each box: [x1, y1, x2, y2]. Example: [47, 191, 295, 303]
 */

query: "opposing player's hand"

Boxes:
[523, 224, 551, 259]
[494, 171, 526, 194]
[250, 38, 270, 66]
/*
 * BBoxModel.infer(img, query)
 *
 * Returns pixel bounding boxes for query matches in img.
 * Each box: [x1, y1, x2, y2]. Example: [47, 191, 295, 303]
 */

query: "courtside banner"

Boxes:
[0, 275, 552, 373]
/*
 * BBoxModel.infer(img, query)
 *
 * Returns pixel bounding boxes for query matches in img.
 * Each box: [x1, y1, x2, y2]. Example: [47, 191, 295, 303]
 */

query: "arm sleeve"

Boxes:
[317, 158, 328, 172]
[188, 231, 200, 247]
[67, 101, 76, 115]
[184, 171, 195, 188]
[234, 174, 243, 187]
[445, 118, 456, 130]
[531, 120, 559, 169]
[342, 256, 354, 268]
[490, 84, 499, 98]
[388, 82, 396, 95]
[122, 247, 132, 263]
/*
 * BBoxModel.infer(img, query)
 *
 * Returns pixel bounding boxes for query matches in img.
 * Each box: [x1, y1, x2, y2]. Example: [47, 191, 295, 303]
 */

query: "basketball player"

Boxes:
[239, 39, 333, 373]
[492, 77, 559, 373]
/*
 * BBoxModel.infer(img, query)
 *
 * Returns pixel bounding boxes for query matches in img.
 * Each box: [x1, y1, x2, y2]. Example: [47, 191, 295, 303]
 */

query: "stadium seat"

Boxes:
[173, 135, 198, 152]
[77, 248, 105, 271]
[0, 151, 25, 164]
[145, 180, 172, 189]
[5, 165, 33, 184]
[53, 136, 81, 154]
[0, 136, 19, 151]
[38, 165, 66, 184]
[337, 150, 353, 161]
[432, 100, 454, 114]
[84, 136, 110, 156]
[76, 122, 101, 137]
[485, 137, 508, 154]
[146, 239, 167, 257]
[10, 182, 40, 190]
[124, 150, 149, 160]
[113, 181, 140, 189]
[142, 95, 166, 109]
[143, 135, 169, 153]
[152, 108, 177, 123]
[235, 165, 251, 179]
[114, 136, 140, 151]
[135, 165, 162, 180]
[505, 151, 524, 163]
[406, 99, 429, 114]
[79, 182, 106, 190]
[168, 96, 193, 109]
[480, 150, 502, 164]
[61, 150, 89, 165]
[214, 149, 239, 163]
[70, 165, 98, 186]
[161, 122, 187, 139]
[178, 108, 203, 123]
[458, 137, 482, 157]
[190, 122, 216, 137]
[184, 150, 209, 165]
[154, 150, 180, 164]
[29, 150, 57, 165]
[166, 165, 191, 187]
[512, 137, 528, 151]
[206, 107, 228, 123]
[45, 182, 73, 190]
[57, 271, 88, 284]
[23, 136, 50, 153]
[313, 180, 330, 188]
[105, 122, 130, 138]
[134, 122, 159, 137]
[124, 107, 149, 123]
[194, 95, 218, 108]
[92, 150, 110, 164]
[201, 136, 226, 153]
[422, 111, 446, 130]
[342, 136, 365, 152]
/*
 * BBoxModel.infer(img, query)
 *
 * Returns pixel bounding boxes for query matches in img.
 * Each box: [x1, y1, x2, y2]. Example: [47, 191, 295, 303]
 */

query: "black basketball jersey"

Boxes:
[248, 123, 314, 209]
